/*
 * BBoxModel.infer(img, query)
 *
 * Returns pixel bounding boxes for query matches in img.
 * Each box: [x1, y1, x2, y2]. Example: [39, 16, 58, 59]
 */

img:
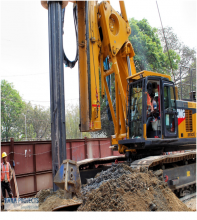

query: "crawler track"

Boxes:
[180, 192, 196, 203]
[78, 150, 196, 194]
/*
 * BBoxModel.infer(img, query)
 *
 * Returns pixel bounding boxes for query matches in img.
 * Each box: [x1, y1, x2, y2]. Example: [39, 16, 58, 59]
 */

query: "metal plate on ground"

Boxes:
[52, 202, 82, 211]
[77, 155, 125, 167]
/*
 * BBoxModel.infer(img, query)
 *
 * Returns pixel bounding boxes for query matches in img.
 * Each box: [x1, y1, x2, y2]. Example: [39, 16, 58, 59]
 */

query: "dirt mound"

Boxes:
[77, 163, 191, 211]
[35, 189, 81, 211]
[35, 164, 191, 211]
[39, 195, 81, 211]
[35, 188, 53, 204]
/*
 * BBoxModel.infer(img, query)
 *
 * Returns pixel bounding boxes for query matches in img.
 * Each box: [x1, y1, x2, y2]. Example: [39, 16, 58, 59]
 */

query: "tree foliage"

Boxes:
[157, 27, 196, 98]
[17, 102, 51, 141]
[1, 80, 25, 141]
[158, 27, 196, 67]
[65, 103, 91, 139]
[129, 18, 180, 74]
[1, 80, 92, 141]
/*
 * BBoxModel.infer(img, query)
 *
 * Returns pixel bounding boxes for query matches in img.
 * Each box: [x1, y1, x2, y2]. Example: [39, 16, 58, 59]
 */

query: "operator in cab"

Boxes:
[146, 91, 158, 130]
[1, 152, 13, 199]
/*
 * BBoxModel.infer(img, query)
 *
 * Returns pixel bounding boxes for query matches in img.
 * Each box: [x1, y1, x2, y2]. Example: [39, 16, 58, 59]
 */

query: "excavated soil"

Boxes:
[77, 163, 191, 211]
[35, 189, 81, 211]
[35, 188, 53, 204]
[35, 163, 191, 211]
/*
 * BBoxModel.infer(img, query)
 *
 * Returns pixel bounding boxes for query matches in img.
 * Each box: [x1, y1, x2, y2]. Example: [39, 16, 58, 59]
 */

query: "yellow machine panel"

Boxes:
[177, 101, 196, 139]
[78, 1, 101, 132]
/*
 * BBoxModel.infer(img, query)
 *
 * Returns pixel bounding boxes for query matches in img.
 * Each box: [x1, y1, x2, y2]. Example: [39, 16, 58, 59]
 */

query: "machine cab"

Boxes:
[128, 75, 178, 140]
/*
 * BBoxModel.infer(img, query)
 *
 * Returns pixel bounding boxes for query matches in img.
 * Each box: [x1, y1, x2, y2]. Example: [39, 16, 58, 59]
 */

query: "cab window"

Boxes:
[164, 85, 176, 110]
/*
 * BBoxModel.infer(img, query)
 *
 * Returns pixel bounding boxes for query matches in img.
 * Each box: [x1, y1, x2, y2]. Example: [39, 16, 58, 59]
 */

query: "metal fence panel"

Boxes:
[1, 138, 119, 197]
[35, 144, 52, 172]
[14, 144, 34, 175]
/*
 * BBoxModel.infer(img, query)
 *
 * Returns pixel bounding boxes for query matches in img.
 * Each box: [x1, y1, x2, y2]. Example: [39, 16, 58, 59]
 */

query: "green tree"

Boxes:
[17, 102, 51, 141]
[1, 80, 25, 141]
[129, 18, 180, 74]
[157, 27, 196, 98]
[65, 103, 91, 139]
[158, 27, 196, 67]
[29, 105, 51, 140]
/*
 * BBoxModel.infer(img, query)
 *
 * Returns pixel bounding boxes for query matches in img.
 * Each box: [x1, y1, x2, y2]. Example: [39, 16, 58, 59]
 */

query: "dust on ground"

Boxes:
[36, 163, 192, 211]
[77, 163, 191, 211]
[35, 188, 81, 211]
[183, 198, 196, 211]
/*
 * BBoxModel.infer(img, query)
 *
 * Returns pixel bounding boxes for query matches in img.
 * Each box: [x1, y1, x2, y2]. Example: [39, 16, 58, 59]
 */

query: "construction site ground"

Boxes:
[34, 163, 196, 211]
[183, 198, 196, 211]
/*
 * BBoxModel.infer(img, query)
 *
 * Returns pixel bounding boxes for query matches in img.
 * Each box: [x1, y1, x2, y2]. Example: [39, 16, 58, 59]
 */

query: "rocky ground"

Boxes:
[34, 163, 192, 211]
[77, 163, 190, 211]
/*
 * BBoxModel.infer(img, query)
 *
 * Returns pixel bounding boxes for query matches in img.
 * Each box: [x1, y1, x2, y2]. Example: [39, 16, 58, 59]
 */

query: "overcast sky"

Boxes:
[0, 0, 196, 109]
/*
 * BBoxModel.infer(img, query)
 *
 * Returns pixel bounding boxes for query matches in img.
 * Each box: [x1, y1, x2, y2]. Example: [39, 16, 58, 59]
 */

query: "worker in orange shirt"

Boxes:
[146, 92, 158, 129]
[1, 152, 13, 199]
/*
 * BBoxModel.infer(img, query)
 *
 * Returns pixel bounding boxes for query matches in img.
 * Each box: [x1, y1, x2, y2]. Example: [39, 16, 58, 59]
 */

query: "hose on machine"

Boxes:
[62, 4, 78, 68]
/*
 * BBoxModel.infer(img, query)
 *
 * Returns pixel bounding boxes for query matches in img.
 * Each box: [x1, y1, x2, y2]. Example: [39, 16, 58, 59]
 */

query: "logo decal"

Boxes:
[177, 109, 185, 125]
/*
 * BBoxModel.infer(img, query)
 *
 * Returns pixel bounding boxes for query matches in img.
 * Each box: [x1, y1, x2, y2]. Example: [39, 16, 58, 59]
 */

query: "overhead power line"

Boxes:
[156, 1, 176, 82]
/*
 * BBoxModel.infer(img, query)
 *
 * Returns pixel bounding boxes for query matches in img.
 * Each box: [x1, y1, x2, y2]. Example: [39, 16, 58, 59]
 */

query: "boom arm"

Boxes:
[42, 0, 137, 155]
[77, 1, 136, 153]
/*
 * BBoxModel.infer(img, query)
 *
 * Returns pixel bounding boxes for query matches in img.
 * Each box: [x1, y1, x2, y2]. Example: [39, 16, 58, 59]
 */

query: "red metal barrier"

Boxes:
[1, 138, 119, 198]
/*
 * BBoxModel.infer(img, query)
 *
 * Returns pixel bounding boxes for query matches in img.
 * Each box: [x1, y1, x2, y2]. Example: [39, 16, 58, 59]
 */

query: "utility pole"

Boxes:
[22, 113, 27, 141]
[25, 114, 27, 141]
